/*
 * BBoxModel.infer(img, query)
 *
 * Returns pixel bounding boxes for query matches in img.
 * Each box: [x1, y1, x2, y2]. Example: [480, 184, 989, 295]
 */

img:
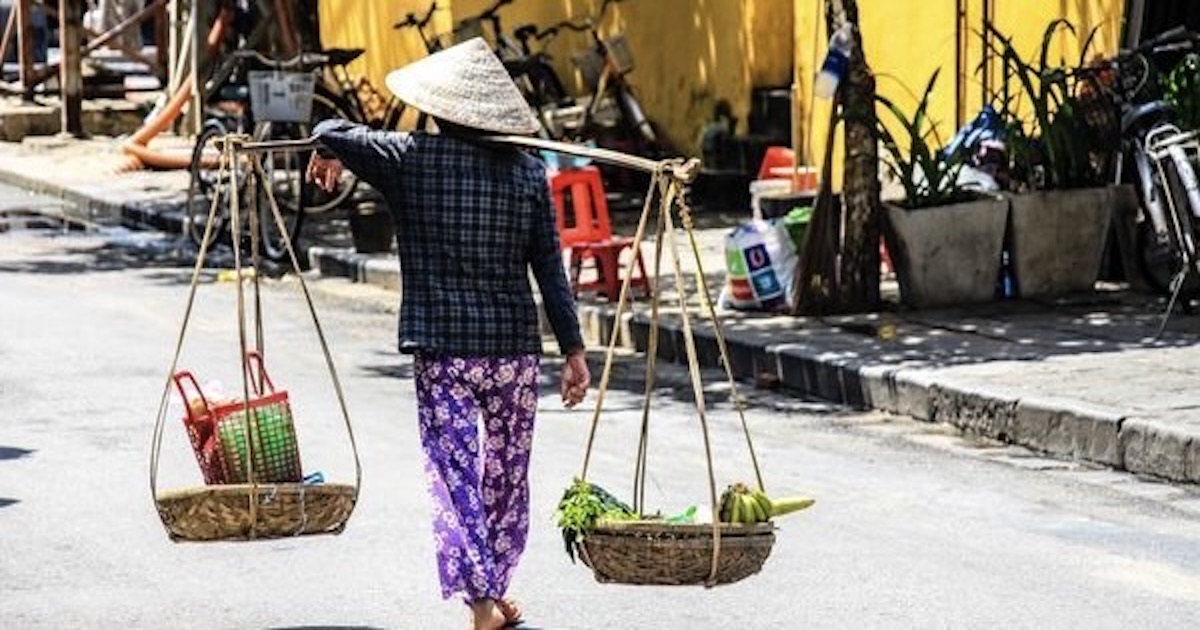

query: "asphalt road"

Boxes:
[2, 226, 1199, 630]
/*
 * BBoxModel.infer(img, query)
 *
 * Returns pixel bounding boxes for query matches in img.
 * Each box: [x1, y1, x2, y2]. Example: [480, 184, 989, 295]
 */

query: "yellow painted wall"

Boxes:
[319, 0, 1123, 176]
[317, 1, 454, 94]
[319, 0, 794, 154]
[794, 0, 1124, 187]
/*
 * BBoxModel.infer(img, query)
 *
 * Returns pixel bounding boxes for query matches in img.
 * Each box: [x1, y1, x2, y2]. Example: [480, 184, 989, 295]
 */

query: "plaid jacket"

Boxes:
[314, 119, 583, 357]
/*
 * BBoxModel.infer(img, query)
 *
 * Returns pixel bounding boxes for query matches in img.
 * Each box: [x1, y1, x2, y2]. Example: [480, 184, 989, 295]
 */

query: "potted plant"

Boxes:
[984, 20, 1116, 298]
[877, 70, 1010, 308]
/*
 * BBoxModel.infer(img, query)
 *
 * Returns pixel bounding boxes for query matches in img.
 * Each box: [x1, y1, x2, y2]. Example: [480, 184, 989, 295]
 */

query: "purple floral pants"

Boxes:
[413, 352, 540, 602]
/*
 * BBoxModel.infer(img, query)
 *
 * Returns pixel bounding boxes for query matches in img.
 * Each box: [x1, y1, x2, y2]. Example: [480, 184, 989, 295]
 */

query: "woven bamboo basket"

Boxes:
[155, 483, 357, 542]
[577, 521, 776, 586]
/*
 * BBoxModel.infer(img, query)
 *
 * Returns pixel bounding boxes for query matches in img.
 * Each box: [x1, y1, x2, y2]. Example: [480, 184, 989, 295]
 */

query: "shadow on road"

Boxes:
[0, 445, 33, 460]
[264, 627, 548, 630]
[265, 626, 388, 630]
[0, 230, 294, 282]
[0, 446, 33, 509]
[360, 361, 413, 380]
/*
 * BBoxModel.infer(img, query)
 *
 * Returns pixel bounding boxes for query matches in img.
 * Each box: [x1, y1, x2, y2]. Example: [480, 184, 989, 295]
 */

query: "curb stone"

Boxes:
[928, 381, 1020, 442]
[889, 368, 940, 421]
[0, 166, 124, 224]
[1011, 397, 1124, 468]
[1119, 417, 1199, 483]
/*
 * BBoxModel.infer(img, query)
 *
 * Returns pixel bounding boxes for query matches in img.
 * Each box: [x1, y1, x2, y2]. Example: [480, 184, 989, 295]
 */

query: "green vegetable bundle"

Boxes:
[555, 478, 634, 563]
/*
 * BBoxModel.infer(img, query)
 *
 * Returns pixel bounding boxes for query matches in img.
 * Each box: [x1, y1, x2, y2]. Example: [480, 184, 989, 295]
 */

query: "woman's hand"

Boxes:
[561, 349, 590, 409]
[306, 153, 343, 193]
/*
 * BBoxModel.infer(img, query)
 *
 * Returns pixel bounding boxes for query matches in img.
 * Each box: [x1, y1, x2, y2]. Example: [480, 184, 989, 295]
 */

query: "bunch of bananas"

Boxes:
[719, 482, 815, 524]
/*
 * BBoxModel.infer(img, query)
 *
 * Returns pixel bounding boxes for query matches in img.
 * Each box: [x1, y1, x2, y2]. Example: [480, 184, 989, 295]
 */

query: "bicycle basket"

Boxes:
[248, 70, 316, 123]
[603, 34, 635, 76]
[573, 48, 606, 92]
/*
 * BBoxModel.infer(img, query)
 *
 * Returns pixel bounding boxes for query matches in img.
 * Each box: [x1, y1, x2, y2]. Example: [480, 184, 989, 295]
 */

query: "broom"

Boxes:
[791, 97, 843, 315]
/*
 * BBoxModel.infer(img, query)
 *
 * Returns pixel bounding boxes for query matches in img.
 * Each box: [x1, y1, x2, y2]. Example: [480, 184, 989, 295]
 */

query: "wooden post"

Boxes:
[15, 0, 34, 95]
[794, 0, 880, 315]
[155, 0, 169, 83]
[167, 0, 180, 93]
[59, 0, 84, 136]
[828, 0, 880, 311]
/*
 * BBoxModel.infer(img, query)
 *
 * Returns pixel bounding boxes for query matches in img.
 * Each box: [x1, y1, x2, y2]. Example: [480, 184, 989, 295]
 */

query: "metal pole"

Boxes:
[59, 0, 83, 136]
[1124, 0, 1146, 49]
[167, 0, 180, 94]
[80, 0, 165, 60]
[189, 0, 201, 136]
[955, 0, 965, 131]
[0, 8, 16, 70]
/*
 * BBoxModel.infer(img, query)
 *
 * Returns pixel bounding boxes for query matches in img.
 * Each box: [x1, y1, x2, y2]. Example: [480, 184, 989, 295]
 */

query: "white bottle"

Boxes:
[814, 25, 854, 100]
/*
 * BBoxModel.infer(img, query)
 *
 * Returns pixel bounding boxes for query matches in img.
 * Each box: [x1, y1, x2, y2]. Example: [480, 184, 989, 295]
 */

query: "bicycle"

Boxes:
[1072, 27, 1200, 327]
[186, 49, 354, 261]
[569, 0, 660, 152]
[509, 20, 576, 125]
[515, 0, 666, 197]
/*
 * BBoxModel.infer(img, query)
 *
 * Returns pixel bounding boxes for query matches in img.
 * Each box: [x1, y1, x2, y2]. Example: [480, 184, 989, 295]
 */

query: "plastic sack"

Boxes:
[718, 219, 797, 312]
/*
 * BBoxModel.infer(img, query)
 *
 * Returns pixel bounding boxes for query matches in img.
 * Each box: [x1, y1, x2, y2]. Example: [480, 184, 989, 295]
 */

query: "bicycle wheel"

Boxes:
[1139, 159, 1200, 295]
[252, 119, 309, 262]
[186, 119, 235, 250]
[304, 88, 359, 214]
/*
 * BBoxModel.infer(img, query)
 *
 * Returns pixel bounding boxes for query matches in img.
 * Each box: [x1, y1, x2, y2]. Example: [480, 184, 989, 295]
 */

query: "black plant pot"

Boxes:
[349, 201, 395, 254]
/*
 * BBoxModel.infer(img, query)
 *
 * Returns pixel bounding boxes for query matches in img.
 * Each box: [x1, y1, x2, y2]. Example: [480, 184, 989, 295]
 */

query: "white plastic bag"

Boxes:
[718, 219, 797, 312]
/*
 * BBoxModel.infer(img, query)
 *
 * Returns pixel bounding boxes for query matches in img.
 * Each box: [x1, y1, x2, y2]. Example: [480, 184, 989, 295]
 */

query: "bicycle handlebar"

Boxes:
[394, 2, 438, 30]
[474, 0, 514, 21]
[1139, 25, 1192, 51]
[521, 18, 591, 45]
[1060, 27, 1199, 82]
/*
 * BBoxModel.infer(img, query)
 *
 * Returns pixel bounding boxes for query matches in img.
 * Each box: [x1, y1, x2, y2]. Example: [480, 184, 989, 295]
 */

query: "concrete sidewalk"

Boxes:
[3, 133, 1199, 485]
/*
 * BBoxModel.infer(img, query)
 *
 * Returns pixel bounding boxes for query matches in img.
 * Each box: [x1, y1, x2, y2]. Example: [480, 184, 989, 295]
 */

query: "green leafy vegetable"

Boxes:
[555, 478, 634, 563]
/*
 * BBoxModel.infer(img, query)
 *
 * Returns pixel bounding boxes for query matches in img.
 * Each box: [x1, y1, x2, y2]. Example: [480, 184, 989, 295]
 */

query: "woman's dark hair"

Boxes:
[431, 117, 521, 157]
[433, 117, 486, 139]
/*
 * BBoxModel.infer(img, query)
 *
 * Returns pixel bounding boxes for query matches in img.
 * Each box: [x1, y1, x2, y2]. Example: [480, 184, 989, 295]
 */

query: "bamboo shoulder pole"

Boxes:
[237, 135, 701, 184]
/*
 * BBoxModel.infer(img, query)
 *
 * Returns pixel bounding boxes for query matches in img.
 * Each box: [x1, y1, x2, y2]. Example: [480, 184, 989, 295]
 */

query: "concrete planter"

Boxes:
[884, 197, 1009, 308]
[1008, 187, 1113, 298]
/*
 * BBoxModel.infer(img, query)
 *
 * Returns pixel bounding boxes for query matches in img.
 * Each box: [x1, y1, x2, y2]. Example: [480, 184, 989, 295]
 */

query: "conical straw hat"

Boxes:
[385, 38, 540, 135]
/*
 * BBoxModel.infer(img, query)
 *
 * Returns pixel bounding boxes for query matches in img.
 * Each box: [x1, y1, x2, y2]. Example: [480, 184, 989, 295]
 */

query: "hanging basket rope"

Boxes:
[149, 135, 361, 542]
[481, 135, 776, 587]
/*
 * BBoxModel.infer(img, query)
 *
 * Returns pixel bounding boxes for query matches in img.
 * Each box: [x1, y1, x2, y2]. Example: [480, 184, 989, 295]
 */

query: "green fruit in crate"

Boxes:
[216, 405, 301, 483]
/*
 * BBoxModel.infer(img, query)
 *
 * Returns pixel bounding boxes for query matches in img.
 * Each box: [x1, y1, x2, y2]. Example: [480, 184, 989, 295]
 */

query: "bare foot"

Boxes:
[497, 598, 523, 624]
[470, 598, 507, 630]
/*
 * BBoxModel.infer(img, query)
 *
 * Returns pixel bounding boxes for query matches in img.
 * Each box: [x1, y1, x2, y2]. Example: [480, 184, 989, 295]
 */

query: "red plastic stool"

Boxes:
[549, 167, 650, 301]
[757, 146, 796, 180]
